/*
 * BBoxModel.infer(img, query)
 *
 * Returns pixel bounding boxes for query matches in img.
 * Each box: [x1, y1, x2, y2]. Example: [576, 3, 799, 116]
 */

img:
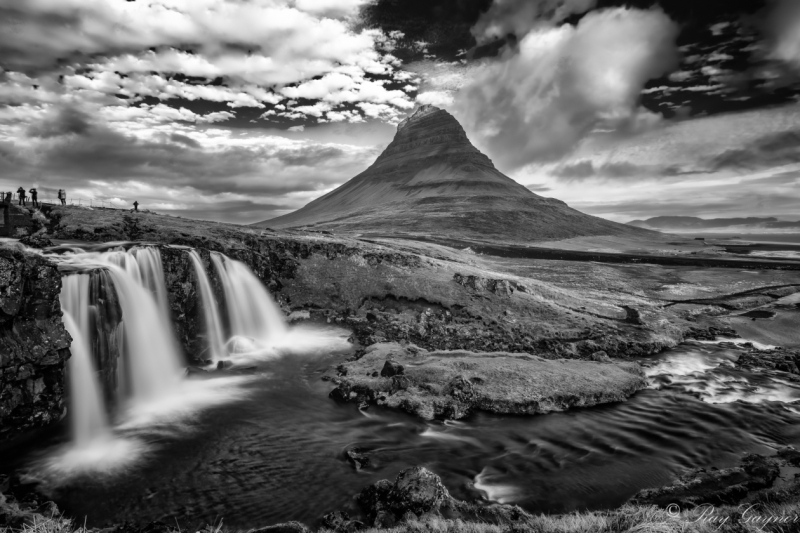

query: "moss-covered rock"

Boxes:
[328, 342, 646, 419]
[0, 243, 71, 440]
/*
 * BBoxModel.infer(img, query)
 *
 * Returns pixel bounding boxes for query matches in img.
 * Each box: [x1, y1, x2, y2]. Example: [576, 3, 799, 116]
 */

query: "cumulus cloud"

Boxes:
[0, 0, 374, 74]
[453, 7, 680, 169]
[472, 0, 597, 43]
[0, 0, 415, 125]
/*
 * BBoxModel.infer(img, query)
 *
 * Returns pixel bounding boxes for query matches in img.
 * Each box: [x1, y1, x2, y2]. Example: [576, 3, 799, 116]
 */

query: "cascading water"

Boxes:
[188, 250, 226, 362]
[107, 247, 172, 326]
[60, 274, 111, 447]
[36, 243, 299, 477]
[58, 247, 184, 406]
[104, 258, 184, 404]
[211, 254, 288, 353]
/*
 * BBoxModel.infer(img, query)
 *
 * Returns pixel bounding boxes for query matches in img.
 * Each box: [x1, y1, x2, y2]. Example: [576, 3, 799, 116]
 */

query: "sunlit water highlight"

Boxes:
[644, 342, 800, 404]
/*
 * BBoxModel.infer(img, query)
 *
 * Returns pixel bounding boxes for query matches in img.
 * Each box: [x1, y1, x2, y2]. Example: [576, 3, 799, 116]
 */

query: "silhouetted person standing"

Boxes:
[133, 201, 139, 212]
[29, 188, 38, 208]
[58, 189, 66, 206]
[17, 187, 26, 206]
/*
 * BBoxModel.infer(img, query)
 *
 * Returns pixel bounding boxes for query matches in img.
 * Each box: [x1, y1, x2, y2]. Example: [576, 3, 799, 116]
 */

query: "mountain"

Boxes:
[629, 216, 800, 231]
[254, 105, 652, 243]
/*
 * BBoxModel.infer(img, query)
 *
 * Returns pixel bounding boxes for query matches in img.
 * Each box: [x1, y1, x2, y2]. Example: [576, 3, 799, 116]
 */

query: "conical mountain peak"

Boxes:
[373, 105, 496, 172]
[396, 104, 448, 131]
[255, 106, 648, 244]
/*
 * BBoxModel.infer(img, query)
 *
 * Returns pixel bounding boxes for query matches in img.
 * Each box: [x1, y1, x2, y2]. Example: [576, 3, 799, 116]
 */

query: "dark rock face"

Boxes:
[159, 247, 206, 362]
[630, 454, 780, 507]
[0, 245, 71, 441]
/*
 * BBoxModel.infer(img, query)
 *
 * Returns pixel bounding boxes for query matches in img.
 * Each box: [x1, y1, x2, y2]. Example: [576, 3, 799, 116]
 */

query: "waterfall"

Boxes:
[188, 250, 226, 362]
[107, 247, 172, 324]
[41, 245, 287, 476]
[61, 274, 111, 447]
[58, 247, 185, 406]
[211, 254, 287, 351]
[103, 260, 183, 404]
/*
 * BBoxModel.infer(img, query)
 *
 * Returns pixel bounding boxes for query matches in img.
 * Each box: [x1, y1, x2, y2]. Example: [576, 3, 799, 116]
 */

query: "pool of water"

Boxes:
[3, 335, 800, 530]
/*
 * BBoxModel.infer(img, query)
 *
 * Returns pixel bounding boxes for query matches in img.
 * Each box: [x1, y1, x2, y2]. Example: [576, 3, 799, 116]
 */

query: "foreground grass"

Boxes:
[320, 502, 800, 533]
[5, 502, 800, 533]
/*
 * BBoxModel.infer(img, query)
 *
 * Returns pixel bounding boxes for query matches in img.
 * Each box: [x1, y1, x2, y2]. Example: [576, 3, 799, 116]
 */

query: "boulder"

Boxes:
[358, 467, 449, 525]
[345, 447, 370, 471]
[389, 467, 450, 517]
[380, 360, 404, 377]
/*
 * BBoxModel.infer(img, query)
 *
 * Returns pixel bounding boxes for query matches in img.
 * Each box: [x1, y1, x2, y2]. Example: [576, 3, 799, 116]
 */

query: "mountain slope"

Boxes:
[255, 105, 653, 243]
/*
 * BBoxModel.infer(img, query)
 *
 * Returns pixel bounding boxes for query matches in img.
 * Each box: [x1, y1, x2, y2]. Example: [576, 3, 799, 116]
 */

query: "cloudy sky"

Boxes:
[1, 0, 799, 224]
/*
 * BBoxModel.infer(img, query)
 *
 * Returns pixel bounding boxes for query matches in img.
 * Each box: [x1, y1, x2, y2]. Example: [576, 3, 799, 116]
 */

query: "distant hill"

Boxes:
[629, 216, 800, 231]
[253, 105, 654, 243]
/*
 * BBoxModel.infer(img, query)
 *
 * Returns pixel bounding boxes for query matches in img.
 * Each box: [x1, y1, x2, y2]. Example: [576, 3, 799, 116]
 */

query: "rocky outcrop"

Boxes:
[326, 466, 532, 530]
[356, 467, 451, 528]
[735, 346, 800, 375]
[0, 244, 70, 441]
[328, 342, 646, 420]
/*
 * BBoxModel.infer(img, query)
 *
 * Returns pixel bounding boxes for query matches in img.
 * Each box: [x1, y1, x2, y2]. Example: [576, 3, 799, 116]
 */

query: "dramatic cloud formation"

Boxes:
[517, 103, 800, 222]
[472, 0, 597, 43]
[0, 103, 383, 223]
[0, 0, 416, 125]
[453, 7, 679, 169]
[0, 0, 421, 222]
[0, 0, 797, 224]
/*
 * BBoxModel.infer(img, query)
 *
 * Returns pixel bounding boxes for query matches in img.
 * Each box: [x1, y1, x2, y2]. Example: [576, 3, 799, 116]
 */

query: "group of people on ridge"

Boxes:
[6, 188, 139, 210]
[10, 188, 67, 207]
